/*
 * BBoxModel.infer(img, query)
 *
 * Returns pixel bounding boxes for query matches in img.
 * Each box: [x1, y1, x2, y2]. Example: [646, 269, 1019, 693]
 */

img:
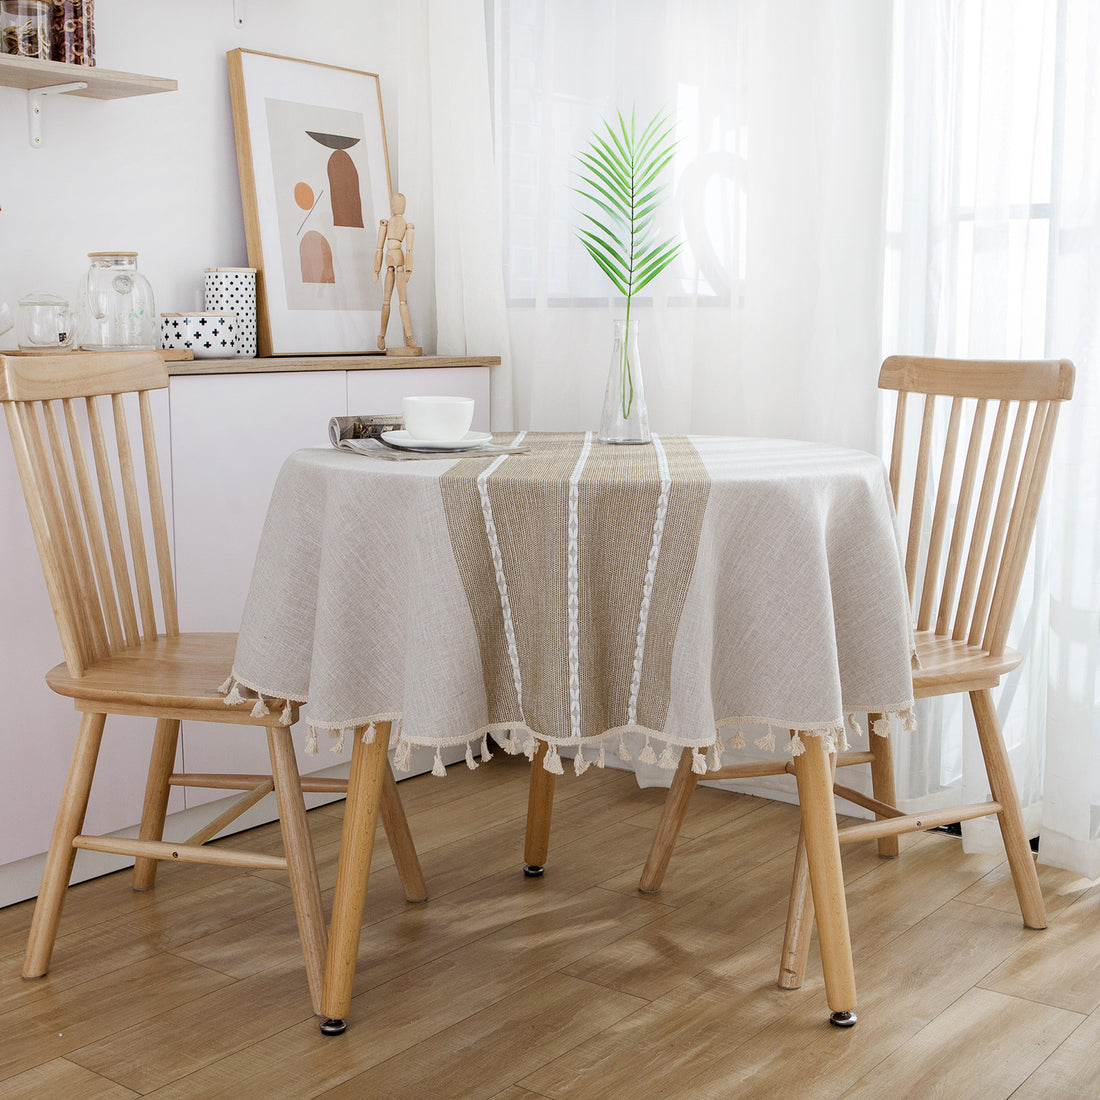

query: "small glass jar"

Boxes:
[79, 252, 157, 351]
[2, 0, 50, 59]
[49, 0, 93, 65]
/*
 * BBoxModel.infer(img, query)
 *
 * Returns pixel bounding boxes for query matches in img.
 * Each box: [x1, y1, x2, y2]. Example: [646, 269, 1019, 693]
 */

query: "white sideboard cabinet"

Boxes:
[0, 355, 495, 906]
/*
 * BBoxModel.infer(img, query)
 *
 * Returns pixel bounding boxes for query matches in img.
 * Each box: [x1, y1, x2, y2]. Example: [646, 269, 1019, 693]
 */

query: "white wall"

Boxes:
[0, 0, 403, 342]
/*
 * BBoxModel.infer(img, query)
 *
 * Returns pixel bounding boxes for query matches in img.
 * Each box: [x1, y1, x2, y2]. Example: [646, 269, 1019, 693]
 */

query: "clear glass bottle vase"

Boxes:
[598, 318, 650, 444]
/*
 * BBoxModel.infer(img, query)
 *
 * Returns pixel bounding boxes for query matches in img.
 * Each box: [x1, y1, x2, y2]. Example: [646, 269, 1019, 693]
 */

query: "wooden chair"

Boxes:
[640, 355, 1073, 1015]
[1, 351, 425, 1017]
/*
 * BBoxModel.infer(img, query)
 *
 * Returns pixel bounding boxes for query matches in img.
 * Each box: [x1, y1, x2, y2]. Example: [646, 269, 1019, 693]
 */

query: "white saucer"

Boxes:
[381, 429, 493, 452]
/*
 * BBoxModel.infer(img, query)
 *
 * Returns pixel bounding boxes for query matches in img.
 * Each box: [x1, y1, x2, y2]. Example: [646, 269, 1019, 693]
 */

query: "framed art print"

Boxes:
[228, 49, 393, 355]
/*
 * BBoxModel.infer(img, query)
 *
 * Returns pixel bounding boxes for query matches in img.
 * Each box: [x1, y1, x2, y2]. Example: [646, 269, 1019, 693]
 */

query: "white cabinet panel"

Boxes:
[170, 371, 349, 804]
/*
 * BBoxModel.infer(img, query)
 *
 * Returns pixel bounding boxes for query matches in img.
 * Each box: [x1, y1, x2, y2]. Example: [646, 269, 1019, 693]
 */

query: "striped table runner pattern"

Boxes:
[440, 432, 711, 748]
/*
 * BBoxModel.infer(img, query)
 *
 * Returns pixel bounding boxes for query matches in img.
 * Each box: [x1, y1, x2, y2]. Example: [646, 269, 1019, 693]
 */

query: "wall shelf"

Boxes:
[0, 54, 176, 99]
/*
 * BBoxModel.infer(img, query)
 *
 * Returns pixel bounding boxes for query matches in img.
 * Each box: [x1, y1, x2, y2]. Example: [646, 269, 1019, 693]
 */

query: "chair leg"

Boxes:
[868, 712, 900, 859]
[969, 689, 1047, 930]
[639, 746, 699, 893]
[133, 717, 181, 891]
[778, 825, 814, 990]
[267, 724, 328, 1016]
[523, 740, 557, 876]
[23, 711, 106, 979]
[380, 761, 427, 902]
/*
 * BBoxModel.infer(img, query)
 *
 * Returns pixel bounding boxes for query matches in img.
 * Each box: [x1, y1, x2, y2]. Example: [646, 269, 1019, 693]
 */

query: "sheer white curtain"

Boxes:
[885, 0, 1100, 876]
[397, 0, 514, 427]
[490, 0, 893, 451]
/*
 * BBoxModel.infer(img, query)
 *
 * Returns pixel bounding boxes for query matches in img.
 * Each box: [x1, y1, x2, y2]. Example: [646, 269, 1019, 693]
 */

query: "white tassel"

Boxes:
[251, 696, 269, 719]
[639, 737, 658, 765]
[217, 674, 233, 694]
[573, 746, 589, 776]
[618, 733, 632, 762]
[837, 724, 850, 752]
[543, 743, 564, 775]
[394, 738, 413, 773]
[280, 701, 293, 725]
[788, 731, 806, 757]
[465, 742, 478, 770]
[524, 733, 538, 761]
[847, 713, 864, 739]
[305, 726, 318, 756]
[432, 748, 447, 777]
[481, 734, 493, 763]
[691, 748, 708, 775]
[755, 728, 776, 752]
[823, 728, 838, 755]
[331, 729, 346, 755]
[728, 722, 746, 751]
[872, 716, 891, 738]
[658, 742, 678, 770]
[224, 684, 244, 707]
[708, 741, 723, 771]
[902, 707, 917, 731]
[598, 740, 607, 768]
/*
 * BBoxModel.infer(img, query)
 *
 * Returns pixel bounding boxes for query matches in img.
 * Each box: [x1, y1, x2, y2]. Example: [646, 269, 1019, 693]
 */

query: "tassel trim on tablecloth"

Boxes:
[217, 673, 916, 779]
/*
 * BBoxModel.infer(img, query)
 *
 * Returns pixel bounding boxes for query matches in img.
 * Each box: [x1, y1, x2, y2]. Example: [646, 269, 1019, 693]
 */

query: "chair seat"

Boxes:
[912, 631, 1022, 697]
[45, 632, 270, 719]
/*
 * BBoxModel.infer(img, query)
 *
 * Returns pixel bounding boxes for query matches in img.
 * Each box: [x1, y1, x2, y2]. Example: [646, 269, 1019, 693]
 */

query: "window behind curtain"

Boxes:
[488, 0, 749, 308]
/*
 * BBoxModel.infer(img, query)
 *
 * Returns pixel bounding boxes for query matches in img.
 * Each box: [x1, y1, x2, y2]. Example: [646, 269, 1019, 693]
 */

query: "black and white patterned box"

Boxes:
[204, 267, 257, 358]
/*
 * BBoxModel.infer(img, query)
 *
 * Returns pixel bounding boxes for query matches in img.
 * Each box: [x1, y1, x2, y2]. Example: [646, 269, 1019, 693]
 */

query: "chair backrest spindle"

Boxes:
[0, 352, 177, 678]
[879, 356, 1074, 659]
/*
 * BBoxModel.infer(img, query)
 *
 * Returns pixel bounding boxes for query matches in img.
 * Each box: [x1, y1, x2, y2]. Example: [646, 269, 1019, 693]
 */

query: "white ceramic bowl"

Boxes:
[402, 395, 475, 441]
[161, 312, 236, 358]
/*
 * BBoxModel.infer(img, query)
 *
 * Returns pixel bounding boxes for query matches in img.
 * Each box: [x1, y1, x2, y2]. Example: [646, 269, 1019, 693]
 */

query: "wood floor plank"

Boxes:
[0, 954, 233, 1083]
[1011, 1008, 1100, 1099]
[0, 1057, 139, 1099]
[320, 972, 644, 1098]
[980, 886, 1100, 1014]
[64, 959, 323, 1093]
[839, 987, 1081, 1099]
[656, 899, 1037, 1099]
[521, 931, 816, 1098]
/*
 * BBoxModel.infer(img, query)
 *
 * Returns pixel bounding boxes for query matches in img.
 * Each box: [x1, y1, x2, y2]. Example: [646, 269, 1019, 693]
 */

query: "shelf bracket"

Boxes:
[28, 81, 88, 148]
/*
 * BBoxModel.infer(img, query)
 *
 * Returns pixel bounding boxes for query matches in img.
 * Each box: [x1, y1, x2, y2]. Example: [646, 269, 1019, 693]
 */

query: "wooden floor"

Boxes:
[2, 751, 1099, 1098]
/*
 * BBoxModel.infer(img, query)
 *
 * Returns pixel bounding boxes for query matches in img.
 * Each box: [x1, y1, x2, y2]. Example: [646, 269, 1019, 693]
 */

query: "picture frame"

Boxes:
[227, 49, 393, 356]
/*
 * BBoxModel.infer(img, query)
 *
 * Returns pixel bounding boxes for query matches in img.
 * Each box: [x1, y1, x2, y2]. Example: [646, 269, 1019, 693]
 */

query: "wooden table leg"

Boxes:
[791, 731, 857, 1027]
[319, 721, 392, 1035]
[523, 740, 556, 876]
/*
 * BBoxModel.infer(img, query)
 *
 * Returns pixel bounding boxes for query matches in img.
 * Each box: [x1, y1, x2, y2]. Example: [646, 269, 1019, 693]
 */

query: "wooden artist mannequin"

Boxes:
[372, 192, 421, 356]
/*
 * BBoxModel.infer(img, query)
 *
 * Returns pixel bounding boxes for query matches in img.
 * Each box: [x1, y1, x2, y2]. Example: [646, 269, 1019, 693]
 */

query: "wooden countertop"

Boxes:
[166, 354, 500, 377]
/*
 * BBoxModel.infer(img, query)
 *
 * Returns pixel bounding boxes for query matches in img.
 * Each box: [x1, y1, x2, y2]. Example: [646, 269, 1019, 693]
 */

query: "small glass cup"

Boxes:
[18, 292, 75, 352]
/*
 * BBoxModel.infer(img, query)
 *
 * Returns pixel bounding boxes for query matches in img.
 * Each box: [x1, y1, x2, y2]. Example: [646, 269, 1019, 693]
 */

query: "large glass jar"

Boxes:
[79, 252, 157, 351]
[1, 1, 50, 58]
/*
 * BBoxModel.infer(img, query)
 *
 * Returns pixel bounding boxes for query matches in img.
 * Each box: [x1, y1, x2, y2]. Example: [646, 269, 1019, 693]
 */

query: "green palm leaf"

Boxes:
[574, 107, 683, 420]
[573, 106, 683, 314]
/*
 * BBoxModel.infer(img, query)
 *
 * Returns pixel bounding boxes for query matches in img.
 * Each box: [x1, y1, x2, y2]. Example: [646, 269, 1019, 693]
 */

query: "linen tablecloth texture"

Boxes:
[225, 433, 915, 775]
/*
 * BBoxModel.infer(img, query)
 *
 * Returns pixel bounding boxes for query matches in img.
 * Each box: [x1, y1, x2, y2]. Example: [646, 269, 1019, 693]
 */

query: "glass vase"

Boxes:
[598, 318, 650, 444]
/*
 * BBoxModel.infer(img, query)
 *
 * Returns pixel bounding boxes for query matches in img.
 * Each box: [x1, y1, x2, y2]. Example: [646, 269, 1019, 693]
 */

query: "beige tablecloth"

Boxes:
[224, 433, 915, 775]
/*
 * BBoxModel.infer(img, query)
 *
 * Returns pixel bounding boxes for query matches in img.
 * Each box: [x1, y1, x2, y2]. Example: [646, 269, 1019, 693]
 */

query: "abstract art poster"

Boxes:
[229, 49, 393, 355]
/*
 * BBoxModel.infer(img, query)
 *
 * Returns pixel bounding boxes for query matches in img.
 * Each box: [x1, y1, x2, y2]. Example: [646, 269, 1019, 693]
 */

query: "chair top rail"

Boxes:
[0, 352, 168, 403]
[880, 356, 1074, 402]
